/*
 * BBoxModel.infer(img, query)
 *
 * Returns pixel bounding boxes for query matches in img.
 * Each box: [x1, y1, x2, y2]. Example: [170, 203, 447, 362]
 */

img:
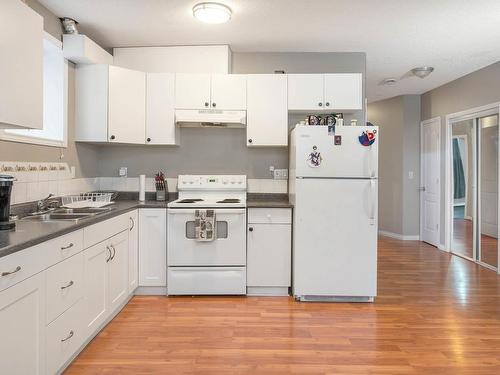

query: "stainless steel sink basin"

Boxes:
[21, 207, 114, 223]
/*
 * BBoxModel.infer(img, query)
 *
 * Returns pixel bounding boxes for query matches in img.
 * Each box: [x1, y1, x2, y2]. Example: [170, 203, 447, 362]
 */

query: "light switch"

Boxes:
[119, 167, 128, 177]
[408, 171, 414, 179]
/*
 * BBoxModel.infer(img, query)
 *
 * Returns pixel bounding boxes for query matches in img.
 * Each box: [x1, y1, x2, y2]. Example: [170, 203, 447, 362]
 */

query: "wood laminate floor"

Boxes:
[453, 218, 498, 268]
[65, 237, 500, 374]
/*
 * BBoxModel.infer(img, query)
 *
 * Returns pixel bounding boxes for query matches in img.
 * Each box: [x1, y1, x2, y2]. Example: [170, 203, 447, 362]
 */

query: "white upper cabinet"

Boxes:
[108, 66, 146, 144]
[288, 73, 363, 111]
[146, 73, 178, 145]
[175, 73, 211, 110]
[0, 0, 43, 129]
[287, 74, 324, 111]
[210, 74, 247, 110]
[247, 74, 288, 147]
[175, 74, 247, 110]
[75, 64, 146, 144]
[324, 73, 362, 110]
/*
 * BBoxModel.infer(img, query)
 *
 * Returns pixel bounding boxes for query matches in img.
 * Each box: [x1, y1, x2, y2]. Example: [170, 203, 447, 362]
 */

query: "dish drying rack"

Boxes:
[61, 192, 115, 208]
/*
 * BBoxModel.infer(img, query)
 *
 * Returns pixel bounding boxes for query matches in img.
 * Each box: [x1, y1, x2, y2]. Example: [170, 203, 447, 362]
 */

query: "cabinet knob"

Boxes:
[205, 102, 209, 107]
[248, 227, 253, 232]
[212, 102, 216, 107]
[147, 138, 151, 142]
[325, 102, 330, 107]
[318, 102, 323, 107]
[248, 139, 253, 144]
[110, 135, 116, 140]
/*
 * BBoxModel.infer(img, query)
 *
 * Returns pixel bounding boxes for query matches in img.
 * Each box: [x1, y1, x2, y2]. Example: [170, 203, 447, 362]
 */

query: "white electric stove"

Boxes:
[167, 175, 247, 295]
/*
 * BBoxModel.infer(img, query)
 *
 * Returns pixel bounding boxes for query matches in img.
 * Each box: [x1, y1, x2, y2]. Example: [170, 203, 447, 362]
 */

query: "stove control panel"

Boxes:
[178, 175, 247, 190]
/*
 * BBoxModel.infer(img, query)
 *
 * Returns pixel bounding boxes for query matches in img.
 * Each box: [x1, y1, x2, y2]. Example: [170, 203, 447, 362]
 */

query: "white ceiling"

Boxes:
[40, 0, 500, 102]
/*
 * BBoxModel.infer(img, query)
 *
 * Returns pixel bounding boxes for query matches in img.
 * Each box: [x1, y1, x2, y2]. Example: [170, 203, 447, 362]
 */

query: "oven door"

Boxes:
[167, 208, 246, 266]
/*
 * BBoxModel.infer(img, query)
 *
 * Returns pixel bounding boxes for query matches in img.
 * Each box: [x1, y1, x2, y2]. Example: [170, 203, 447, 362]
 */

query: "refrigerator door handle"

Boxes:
[369, 145, 376, 178]
[369, 179, 376, 225]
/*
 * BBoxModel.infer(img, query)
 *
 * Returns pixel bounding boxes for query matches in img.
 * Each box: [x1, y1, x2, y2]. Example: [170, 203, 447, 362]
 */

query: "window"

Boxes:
[0, 32, 68, 147]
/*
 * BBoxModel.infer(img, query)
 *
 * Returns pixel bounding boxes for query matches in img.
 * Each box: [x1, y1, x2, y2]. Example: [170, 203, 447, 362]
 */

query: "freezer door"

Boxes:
[293, 178, 377, 298]
[293, 125, 378, 178]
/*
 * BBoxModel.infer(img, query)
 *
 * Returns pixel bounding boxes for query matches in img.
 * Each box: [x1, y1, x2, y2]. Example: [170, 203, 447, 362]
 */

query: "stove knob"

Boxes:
[230, 181, 235, 184]
[223, 180, 228, 184]
[237, 180, 242, 184]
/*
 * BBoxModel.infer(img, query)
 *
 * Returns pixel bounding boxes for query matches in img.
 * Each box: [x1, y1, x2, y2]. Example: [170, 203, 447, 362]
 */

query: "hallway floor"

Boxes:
[65, 237, 500, 374]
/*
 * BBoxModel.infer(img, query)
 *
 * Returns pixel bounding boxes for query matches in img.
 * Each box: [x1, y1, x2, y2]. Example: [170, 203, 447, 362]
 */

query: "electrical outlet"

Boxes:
[119, 167, 128, 177]
[273, 169, 288, 180]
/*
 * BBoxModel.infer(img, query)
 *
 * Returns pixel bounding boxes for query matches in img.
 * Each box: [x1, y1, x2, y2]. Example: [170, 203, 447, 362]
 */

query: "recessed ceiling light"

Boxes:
[193, 2, 232, 24]
[411, 66, 434, 79]
[381, 78, 398, 86]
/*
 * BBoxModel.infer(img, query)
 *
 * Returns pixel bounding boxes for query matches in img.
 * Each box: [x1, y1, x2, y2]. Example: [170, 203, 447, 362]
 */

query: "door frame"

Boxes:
[445, 102, 500, 274]
[420, 117, 441, 247]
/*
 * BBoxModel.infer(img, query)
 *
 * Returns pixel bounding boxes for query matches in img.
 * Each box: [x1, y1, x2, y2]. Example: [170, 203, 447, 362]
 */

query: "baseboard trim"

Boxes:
[437, 243, 448, 251]
[247, 286, 290, 296]
[135, 286, 167, 295]
[379, 230, 420, 241]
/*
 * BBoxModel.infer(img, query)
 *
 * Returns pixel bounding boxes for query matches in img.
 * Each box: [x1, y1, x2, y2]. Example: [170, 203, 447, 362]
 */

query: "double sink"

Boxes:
[21, 207, 113, 223]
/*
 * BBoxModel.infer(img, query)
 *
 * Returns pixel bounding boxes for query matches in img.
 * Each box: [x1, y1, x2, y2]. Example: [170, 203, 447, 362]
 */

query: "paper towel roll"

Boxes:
[139, 174, 146, 202]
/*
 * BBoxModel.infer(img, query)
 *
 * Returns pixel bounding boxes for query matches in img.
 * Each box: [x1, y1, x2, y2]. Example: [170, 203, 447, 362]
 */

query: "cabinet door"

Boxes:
[247, 224, 291, 287]
[210, 74, 247, 110]
[107, 231, 129, 312]
[108, 65, 146, 144]
[83, 241, 108, 336]
[0, 273, 46, 374]
[247, 74, 288, 146]
[287, 74, 324, 110]
[139, 209, 167, 286]
[324, 73, 363, 110]
[128, 210, 139, 294]
[175, 73, 211, 110]
[146, 73, 178, 145]
[0, 0, 43, 129]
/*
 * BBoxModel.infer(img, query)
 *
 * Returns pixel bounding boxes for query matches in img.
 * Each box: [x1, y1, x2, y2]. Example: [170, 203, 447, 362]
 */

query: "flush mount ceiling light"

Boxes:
[381, 78, 398, 86]
[193, 2, 232, 24]
[411, 66, 434, 79]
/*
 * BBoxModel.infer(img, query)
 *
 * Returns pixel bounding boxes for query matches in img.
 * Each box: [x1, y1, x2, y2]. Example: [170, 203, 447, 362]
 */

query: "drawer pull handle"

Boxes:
[61, 243, 74, 250]
[61, 280, 74, 290]
[1, 266, 21, 277]
[61, 330, 74, 342]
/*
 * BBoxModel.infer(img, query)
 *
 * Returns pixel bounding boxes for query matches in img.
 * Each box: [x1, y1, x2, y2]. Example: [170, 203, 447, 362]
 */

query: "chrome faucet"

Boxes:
[36, 194, 59, 213]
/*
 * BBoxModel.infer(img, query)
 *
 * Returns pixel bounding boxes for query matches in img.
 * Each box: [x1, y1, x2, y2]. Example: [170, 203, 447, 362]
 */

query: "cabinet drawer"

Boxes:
[248, 208, 292, 224]
[45, 230, 84, 266]
[46, 253, 84, 324]
[0, 243, 48, 292]
[168, 267, 246, 295]
[84, 213, 130, 248]
[46, 298, 85, 375]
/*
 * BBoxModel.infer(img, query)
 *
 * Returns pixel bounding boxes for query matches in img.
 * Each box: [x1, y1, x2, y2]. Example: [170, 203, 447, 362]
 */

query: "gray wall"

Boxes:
[367, 95, 421, 237]
[0, 1, 100, 178]
[421, 61, 500, 246]
[96, 52, 366, 178]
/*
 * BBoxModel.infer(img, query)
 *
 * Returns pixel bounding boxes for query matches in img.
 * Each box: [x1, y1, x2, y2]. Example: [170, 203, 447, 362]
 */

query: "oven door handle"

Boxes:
[167, 208, 246, 215]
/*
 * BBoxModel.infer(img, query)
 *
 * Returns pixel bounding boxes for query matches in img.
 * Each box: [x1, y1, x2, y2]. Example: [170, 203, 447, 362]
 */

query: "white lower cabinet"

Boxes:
[83, 230, 129, 336]
[0, 273, 46, 375]
[247, 208, 292, 295]
[128, 210, 139, 293]
[107, 231, 129, 311]
[46, 299, 85, 375]
[139, 209, 167, 287]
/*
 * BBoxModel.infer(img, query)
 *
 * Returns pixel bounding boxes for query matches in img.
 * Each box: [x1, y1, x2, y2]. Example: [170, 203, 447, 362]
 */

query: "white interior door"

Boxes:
[420, 118, 441, 247]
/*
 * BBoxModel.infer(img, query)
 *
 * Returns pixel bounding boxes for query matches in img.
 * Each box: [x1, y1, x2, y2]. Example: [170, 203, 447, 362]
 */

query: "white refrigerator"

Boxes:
[289, 125, 379, 302]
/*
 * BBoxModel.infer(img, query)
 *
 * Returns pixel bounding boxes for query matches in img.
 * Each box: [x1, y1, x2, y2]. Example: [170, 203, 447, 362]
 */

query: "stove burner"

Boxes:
[216, 198, 241, 203]
[177, 199, 204, 203]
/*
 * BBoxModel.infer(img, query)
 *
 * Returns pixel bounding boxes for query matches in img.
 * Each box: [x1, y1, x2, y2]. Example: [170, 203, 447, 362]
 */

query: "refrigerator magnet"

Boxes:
[358, 129, 377, 146]
[328, 124, 336, 136]
[307, 146, 322, 167]
[334, 135, 342, 145]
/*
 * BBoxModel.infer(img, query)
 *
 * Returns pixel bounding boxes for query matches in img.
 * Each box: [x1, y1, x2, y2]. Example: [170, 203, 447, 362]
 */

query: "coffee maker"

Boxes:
[0, 175, 15, 230]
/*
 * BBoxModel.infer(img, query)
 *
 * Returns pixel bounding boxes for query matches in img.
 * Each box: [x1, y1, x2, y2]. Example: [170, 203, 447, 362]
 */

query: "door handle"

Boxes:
[129, 217, 135, 231]
[110, 244, 116, 261]
[61, 280, 74, 290]
[106, 246, 112, 262]
[61, 243, 74, 250]
[418, 186, 426, 191]
[61, 330, 74, 342]
[369, 179, 376, 226]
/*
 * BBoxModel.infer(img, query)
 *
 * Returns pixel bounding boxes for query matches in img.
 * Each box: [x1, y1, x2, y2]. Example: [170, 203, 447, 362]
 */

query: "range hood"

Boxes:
[175, 109, 246, 128]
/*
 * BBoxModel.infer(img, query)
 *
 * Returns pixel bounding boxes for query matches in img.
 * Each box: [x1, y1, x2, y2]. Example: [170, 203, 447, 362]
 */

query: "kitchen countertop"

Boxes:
[0, 199, 172, 260]
[247, 193, 293, 208]
[1, 193, 292, 259]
